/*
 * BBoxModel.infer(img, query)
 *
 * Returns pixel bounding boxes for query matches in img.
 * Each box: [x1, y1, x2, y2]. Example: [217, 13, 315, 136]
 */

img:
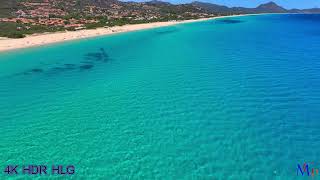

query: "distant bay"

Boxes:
[0, 14, 320, 179]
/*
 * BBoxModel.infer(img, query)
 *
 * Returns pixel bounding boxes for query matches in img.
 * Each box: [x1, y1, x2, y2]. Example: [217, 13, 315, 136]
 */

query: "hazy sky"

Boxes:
[128, 0, 320, 9]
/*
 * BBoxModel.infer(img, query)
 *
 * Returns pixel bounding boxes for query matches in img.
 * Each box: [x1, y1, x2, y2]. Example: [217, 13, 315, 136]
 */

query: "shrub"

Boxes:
[7, 32, 25, 38]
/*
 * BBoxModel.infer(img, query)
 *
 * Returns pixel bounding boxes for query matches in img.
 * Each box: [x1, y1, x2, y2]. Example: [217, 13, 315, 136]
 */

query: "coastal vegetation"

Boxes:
[0, 0, 317, 38]
[0, 22, 64, 38]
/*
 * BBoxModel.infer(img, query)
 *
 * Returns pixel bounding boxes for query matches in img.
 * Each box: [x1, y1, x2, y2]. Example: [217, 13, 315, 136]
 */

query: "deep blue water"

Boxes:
[0, 14, 320, 179]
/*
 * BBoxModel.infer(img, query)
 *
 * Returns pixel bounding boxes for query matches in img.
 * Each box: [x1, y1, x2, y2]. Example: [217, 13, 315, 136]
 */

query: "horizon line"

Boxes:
[121, 0, 320, 9]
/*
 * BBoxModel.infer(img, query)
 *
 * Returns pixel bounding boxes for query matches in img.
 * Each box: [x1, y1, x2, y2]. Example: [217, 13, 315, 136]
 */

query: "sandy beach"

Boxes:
[0, 15, 255, 52]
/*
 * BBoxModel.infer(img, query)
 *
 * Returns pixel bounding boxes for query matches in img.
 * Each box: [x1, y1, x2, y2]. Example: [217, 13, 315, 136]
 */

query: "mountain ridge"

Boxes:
[190, 1, 308, 14]
[1, 0, 320, 18]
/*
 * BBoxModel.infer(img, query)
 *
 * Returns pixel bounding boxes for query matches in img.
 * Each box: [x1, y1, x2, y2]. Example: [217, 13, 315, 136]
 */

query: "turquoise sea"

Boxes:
[1, 14, 320, 179]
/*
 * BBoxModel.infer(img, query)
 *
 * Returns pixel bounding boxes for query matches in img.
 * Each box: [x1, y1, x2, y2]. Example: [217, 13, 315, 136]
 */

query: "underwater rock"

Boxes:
[64, 63, 76, 67]
[100, 48, 107, 56]
[31, 68, 43, 73]
[21, 68, 44, 75]
[79, 64, 94, 70]
[84, 48, 110, 62]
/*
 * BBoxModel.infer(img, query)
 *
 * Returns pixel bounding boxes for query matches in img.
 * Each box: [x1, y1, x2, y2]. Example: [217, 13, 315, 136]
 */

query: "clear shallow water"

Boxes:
[1, 14, 320, 179]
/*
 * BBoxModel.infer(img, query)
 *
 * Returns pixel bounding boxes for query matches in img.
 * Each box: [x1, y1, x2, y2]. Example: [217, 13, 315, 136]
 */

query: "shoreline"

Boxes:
[0, 14, 261, 52]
